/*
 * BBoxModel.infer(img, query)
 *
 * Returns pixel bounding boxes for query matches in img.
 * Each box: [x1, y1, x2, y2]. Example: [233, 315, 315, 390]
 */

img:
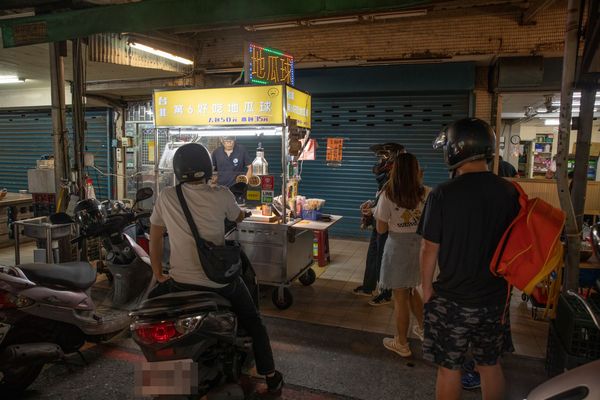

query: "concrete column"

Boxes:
[49, 42, 69, 201]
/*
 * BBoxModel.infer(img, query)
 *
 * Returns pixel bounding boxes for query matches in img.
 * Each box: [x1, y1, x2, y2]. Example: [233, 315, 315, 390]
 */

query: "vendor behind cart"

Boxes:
[211, 136, 252, 187]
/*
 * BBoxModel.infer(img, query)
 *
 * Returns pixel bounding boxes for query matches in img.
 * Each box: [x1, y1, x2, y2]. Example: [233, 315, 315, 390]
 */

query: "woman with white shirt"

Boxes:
[374, 152, 428, 357]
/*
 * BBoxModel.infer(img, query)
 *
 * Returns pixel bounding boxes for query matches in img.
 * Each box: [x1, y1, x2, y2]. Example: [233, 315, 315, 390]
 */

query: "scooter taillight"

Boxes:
[134, 321, 181, 344]
[131, 315, 204, 345]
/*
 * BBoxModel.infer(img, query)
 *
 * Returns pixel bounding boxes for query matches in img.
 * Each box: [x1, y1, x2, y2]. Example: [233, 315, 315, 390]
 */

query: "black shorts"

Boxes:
[422, 295, 514, 370]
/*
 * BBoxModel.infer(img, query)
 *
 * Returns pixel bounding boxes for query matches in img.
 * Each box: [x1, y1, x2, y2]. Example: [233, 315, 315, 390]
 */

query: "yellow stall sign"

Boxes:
[153, 85, 284, 127]
[286, 86, 311, 129]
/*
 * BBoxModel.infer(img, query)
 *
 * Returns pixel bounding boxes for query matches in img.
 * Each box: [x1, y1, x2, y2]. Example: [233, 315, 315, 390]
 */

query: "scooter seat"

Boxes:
[19, 262, 96, 290]
[139, 291, 232, 311]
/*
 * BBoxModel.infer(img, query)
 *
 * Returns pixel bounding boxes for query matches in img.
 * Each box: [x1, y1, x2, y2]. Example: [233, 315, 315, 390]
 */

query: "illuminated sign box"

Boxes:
[244, 42, 295, 86]
[153, 85, 311, 129]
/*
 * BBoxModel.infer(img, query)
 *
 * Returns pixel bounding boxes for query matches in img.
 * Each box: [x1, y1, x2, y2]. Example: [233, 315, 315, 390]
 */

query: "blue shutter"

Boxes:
[0, 108, 113, 200]
[299, 93, 470, 238]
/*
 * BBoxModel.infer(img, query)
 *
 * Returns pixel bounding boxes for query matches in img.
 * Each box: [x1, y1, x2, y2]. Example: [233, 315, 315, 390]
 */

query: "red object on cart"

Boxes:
[313, 230, 330, 267]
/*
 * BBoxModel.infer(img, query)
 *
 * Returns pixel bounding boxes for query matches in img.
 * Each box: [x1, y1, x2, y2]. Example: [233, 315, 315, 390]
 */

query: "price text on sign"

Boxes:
[326, 138, 344, 162]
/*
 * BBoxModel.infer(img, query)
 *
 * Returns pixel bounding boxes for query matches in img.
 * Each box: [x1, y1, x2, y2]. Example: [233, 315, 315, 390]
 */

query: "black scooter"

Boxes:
[130, 208, 259, 399]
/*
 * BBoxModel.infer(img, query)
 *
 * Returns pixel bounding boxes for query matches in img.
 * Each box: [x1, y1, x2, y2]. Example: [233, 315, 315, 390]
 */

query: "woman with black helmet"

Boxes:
[148, 143, 283, 394]
[418, 118, 519, 400]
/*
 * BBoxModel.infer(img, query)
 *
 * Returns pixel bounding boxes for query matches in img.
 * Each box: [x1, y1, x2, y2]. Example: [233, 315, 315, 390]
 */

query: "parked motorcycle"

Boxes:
[0, 188, 155, 394]
[130, 215, 259, 399]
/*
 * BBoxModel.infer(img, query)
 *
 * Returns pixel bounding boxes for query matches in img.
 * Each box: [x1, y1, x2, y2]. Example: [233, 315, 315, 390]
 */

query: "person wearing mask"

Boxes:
[353, 143, 405, 307]
[211, 136, 252, 187]
[149, 143, 283, 394]
[374, 153, 427, 357]
[418, 118, 519, 400]
[498, 156, 518, 178]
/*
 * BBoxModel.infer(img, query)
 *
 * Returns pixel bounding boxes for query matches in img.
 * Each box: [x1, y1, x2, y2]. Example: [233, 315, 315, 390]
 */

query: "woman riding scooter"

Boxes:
[148, 143, 284, 394]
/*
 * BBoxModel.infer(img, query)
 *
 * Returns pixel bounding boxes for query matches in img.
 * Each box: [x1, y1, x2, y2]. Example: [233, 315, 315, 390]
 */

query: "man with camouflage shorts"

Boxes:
[417, 118, 520, 400]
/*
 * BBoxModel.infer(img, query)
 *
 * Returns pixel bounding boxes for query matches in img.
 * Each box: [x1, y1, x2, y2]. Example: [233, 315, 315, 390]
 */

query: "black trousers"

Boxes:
[361, 229, 389, 292]
[150, 277, 275, 375]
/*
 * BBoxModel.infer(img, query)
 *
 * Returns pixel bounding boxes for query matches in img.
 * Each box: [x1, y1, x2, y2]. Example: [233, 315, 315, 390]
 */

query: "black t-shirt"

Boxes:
[417, 172, 520, 306]
[211, 144, 251, 187]
[498, 161, 518, 178]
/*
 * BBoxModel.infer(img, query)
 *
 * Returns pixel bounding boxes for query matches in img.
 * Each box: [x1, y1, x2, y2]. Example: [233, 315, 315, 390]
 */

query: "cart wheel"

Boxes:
[299, 268, 316, 286]
[272, 287, 293, 310]
[521, 293, 529, 302]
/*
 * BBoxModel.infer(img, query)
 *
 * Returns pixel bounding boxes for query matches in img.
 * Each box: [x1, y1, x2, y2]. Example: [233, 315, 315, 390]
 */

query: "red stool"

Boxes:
[313, 229, 331, 267]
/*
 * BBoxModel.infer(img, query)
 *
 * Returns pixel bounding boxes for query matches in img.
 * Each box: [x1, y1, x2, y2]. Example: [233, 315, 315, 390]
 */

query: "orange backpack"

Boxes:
[490, 182, 566, 296]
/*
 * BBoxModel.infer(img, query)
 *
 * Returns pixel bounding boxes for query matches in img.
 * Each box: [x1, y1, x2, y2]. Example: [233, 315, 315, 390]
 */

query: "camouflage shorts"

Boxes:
[422, 295, 514, 370]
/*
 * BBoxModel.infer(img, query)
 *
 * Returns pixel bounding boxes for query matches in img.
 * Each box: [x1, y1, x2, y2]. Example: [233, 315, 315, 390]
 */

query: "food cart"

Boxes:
[151, 85, 342, 309]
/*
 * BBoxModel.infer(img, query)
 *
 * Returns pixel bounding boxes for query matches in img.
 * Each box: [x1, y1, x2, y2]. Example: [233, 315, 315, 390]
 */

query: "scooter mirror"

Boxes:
[50, 212, 74, 225]
[136, 187, 154, 203]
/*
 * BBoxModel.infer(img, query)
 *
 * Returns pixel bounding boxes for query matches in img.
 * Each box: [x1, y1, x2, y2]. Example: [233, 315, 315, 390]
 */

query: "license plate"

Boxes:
[0, 323, 10, 345]
[134, 359, 198, 396]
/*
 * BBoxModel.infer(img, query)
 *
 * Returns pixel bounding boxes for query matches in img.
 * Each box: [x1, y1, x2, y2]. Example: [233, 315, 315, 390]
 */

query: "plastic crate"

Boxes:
[554, 294, 600, 359]
[545, 321, 594, 377]
[301, 210, 322, 221]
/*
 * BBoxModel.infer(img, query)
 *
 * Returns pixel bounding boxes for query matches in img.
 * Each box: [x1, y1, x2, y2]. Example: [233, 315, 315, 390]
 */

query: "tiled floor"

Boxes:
[0, 239, 549, 358]
[258, 238, 549, 359]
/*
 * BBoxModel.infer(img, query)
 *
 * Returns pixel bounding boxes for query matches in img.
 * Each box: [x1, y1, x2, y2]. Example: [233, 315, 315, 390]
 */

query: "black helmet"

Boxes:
[433, 118, 496, 170]
[370, 142, 405, 175]
[74, 198, 106, 236]
[173, 143, 213, 182]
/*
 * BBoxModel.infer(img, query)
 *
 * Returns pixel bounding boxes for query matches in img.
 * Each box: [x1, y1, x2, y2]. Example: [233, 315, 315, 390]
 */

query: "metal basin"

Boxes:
[18, 217, 72, 240]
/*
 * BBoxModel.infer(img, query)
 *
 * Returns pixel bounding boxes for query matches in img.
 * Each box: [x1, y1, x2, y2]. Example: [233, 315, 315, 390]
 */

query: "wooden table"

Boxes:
[0, 193, 33, 207]
[0, 193, 34, 248]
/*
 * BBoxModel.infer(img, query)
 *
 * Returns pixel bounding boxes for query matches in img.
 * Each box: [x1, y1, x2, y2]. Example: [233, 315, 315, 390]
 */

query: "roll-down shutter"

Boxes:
[299, 93, 470, 237]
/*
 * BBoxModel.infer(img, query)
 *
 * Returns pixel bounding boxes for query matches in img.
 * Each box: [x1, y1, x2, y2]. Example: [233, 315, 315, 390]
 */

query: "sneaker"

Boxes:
[383, 337, 412, 357]
[352, 286, 373, 297]
[461, 371, 481, 390]
[266, 370, 284, 394]
[412, 325, 424, 341]
[368, 292, 392, 306]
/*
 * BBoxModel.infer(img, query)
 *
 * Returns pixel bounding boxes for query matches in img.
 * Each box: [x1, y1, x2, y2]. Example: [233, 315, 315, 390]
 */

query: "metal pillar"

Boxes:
[49, 41, 69, 200]
[72, 38, 86, 199]
[556, 0, 582, 291]
[492, 93, 502, 175]
[571, 85, 597, 230]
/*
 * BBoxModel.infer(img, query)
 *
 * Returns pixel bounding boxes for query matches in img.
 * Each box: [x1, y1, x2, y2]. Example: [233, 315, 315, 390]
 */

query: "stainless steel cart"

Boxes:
[232, 220, 315, 310]
[13, 216, 75, 264]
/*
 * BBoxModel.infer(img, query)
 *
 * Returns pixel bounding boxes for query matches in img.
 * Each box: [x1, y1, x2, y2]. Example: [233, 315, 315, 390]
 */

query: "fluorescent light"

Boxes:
[368, 10, 427, 20]
[128, 42, 193, 65]
[0, 75, 25, 84]
[168, 128, 282, 137]
[307, 16, 360, 26]
[544, 119, 560, 126]
[245, 21, 300, 31]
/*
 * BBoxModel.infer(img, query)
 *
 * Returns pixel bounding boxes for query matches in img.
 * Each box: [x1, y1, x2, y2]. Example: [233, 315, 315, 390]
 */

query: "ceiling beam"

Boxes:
[86, 75, 197, 92]
[521, 0, 557, 24]
[0, 0, 431, 48]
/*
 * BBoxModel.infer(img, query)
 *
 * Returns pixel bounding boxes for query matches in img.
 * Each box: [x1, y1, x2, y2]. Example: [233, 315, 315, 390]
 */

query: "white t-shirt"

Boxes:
[150, 183, 242, 288]
[374, 187, 430, 234]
